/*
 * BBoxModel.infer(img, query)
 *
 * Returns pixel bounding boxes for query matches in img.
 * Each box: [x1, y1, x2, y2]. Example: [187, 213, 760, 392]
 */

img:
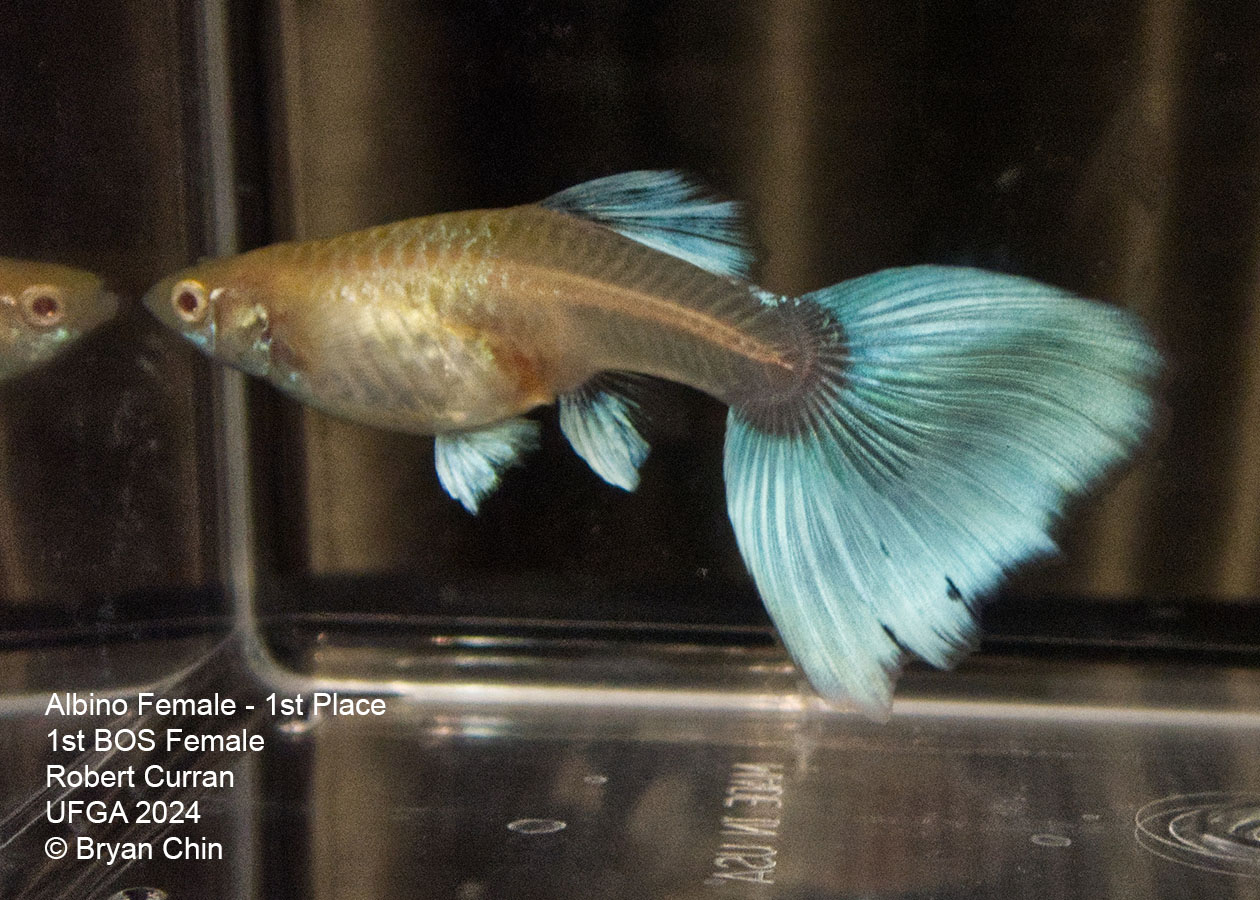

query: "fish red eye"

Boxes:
[20, 285, 65, 326]
[32, 295, 59, 318]
[171, 279, 209, 324]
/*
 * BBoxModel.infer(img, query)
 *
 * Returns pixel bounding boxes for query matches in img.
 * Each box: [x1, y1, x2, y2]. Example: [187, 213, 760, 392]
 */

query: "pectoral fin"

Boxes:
[434, 418, 541, 513]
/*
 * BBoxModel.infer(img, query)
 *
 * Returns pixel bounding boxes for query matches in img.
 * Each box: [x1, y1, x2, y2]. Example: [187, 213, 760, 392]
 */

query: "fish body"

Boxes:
[145, 171, 1159, 715]
[0, 257, 116, 380]
[145, 205, 798, 434]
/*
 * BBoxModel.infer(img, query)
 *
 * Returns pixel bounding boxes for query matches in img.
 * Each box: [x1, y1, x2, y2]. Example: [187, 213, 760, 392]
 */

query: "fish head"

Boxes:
[144, 257, 274, 377]
[0, 259, 118, 380]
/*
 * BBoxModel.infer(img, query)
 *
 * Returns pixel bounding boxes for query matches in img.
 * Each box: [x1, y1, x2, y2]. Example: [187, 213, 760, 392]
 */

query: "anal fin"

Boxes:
[434, 417, 540, 513]
[559, 373, 650, 491]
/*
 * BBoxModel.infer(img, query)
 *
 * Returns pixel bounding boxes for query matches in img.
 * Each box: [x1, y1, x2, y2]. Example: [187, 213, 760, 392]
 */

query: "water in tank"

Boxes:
[2, 1, 1259, 898]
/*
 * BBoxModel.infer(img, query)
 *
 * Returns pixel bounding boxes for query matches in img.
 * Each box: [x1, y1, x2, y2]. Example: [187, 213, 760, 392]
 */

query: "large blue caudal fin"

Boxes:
[723, 266, 1160, 715]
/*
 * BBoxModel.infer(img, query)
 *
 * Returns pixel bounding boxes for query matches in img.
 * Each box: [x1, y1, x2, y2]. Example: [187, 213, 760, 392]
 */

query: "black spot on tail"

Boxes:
[945, 577, 963, 602]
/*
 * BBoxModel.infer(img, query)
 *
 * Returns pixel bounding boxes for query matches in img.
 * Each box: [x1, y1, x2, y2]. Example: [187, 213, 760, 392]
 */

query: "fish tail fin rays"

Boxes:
[559, 373, 651, 491]
[435, 417, 541, 513]
[722, 266, 1159, 715]
[541, 170, 753, 279]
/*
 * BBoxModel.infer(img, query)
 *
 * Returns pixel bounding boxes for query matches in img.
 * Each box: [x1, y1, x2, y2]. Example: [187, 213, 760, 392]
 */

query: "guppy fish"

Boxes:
[144, 171, 1158, 713]
[0, 257, 117, 381]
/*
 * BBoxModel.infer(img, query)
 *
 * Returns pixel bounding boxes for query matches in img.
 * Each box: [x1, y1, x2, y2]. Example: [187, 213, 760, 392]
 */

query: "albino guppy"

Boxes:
[144, 172, 1158, 713]
[0, 257, 116, 381]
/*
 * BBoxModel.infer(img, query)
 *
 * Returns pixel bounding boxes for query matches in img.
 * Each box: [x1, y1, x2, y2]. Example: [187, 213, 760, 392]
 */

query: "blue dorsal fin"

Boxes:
[559, 373, 651, 491]
[434, 417, 540, 513]
[540, 171, 754, 279]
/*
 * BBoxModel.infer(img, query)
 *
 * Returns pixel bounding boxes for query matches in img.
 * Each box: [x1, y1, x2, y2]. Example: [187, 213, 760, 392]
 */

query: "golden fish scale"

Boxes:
[216, 215, 551, 432]
[214, 205, 803, 432]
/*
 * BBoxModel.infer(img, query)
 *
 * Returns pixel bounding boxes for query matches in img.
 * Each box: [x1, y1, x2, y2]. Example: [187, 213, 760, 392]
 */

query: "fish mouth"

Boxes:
[66, 289, 122, 339]
[141, 276, 191, 333]
[140, 276, 174, 321]
[142, 276, 218, 356]
[94, 290, 121, 325]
